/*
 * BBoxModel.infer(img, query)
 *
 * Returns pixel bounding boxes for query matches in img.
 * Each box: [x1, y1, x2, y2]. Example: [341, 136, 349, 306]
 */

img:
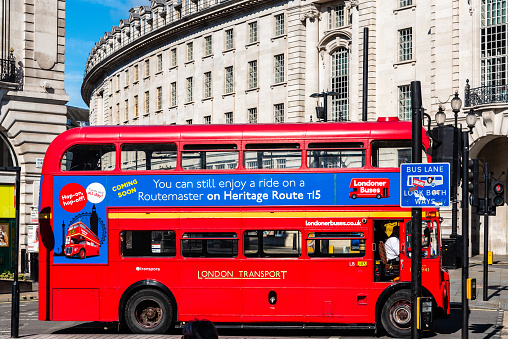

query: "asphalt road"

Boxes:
[0, 299, 504, 338]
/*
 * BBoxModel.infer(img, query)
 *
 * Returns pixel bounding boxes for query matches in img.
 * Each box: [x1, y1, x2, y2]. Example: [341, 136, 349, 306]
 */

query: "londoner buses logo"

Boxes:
[198, 270, 287, 280]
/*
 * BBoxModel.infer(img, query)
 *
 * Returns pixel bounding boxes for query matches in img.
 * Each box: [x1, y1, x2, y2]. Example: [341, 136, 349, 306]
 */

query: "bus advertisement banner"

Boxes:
[53, 176, 108, 264]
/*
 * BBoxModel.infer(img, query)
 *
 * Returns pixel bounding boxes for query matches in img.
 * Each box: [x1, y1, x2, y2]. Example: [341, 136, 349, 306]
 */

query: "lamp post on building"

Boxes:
[310, 91, 339, 122]
[450, 92, 462, 239]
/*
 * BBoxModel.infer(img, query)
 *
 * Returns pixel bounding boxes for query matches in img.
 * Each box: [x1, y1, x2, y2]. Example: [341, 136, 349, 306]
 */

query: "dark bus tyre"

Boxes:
[125, 289, 173, 334]
[381, 289, 412, 338]
[79, 249, 86, 259]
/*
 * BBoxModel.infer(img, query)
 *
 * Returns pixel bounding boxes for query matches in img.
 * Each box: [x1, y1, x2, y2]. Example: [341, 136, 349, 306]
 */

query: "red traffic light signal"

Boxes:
[491, 181, 505, 207]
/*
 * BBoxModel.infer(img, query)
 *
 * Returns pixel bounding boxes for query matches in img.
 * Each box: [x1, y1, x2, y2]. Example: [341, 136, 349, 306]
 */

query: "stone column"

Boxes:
[301, 9, 320, 122]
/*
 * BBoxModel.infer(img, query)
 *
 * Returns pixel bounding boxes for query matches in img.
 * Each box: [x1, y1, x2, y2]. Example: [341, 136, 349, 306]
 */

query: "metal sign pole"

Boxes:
[410, 81, 423, 339]
[0, 167, 21, 338]
[461, 132, 470, 339]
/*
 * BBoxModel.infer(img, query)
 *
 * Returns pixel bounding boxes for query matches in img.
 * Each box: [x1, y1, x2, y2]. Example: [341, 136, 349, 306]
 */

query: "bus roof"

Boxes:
[43, 119, 423, 173]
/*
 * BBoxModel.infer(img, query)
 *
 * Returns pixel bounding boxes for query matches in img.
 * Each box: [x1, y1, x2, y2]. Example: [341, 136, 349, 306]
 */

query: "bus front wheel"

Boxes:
[78, 249, 86, 259]
[381, 289, 411, 338]
[125, 289, 173, 334]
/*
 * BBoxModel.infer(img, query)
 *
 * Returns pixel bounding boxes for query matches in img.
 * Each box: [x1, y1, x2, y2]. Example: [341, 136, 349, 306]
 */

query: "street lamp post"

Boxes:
[310, 91, 340, 122]
[450, 92, 462, 239]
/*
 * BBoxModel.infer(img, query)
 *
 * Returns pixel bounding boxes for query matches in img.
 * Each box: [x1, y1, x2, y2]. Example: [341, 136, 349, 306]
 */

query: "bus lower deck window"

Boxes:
[182, 232, 238, 257]
[307, 232, 365, 257]
[121, 230, 176, 257]
[244, 230, 301, 257]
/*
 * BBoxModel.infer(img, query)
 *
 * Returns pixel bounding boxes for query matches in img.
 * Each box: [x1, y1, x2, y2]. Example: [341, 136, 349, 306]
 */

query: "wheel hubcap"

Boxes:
[390, 301, 411, 328]
[135, 299, 163, 329]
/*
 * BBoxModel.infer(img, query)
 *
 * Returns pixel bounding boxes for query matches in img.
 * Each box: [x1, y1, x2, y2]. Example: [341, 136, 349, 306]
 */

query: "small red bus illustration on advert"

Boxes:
[349, 178, 390, 199]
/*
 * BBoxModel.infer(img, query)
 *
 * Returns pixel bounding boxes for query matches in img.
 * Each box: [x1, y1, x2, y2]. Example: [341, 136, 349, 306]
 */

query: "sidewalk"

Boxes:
[448, 255, 508, 310]
[0, 282, 38, 303]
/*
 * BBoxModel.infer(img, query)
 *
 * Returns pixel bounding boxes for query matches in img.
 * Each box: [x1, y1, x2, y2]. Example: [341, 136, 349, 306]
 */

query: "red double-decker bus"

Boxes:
[64, 221, 100, 259]
[38, 118, 449, 337]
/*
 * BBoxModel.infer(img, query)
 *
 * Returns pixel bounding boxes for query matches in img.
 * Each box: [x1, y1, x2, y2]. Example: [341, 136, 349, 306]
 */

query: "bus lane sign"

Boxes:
[400, 163, 450, 208]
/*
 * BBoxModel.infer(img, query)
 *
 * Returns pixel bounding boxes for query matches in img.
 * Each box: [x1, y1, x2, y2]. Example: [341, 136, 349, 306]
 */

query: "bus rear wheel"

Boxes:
[78, 249, 86, 259]
[125, 289, 173, 334]
[381, 289, 411, 338]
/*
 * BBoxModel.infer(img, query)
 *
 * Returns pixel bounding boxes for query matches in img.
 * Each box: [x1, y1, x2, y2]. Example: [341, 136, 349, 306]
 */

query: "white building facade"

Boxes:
[82, 0, 508, 256]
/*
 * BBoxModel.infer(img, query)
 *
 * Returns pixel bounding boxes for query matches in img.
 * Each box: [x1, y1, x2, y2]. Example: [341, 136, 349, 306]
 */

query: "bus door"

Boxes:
[177, 218, 242, 322]
[241, 225, 305, 323]
[304, 226, 372, 323]
[400, 217, 441, 283]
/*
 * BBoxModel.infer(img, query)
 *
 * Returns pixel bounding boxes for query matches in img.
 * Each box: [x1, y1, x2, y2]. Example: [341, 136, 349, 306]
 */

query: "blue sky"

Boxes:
[66, 0, 139, 108]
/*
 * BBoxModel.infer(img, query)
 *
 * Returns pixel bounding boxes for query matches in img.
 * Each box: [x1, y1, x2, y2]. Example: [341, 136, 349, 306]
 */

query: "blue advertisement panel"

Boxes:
[107, 172, 401, 207]
[53, 176, 108, 264]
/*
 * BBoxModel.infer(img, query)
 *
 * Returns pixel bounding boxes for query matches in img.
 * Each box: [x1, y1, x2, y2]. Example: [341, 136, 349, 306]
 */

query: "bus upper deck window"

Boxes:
[61, 144, 116, 171]
[307, 142, 365, 169]
[121, 144, 177, 171]
[244, 143, 301, 170]
[182, 144, 238, 170]
[371, 140, 428, 168]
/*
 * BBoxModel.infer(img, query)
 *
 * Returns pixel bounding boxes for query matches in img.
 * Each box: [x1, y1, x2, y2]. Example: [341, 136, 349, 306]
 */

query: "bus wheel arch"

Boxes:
[119, 280, 177, 332]
[375, 283, 436, 337]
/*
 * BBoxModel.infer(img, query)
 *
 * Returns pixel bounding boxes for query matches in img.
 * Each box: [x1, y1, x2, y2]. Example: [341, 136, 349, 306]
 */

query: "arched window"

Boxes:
[331, 47, 349, 121]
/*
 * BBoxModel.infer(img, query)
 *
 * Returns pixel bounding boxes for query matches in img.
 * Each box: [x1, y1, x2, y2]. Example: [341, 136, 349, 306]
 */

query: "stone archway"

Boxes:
[470, 136, 508, 255]
[0, 131, 17, 167]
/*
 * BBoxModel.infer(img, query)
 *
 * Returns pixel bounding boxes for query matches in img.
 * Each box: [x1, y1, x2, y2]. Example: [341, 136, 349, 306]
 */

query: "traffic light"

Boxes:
[490, 181, 505, 214]
[428, 125, 462, 187]
[467, 159, 479, 207]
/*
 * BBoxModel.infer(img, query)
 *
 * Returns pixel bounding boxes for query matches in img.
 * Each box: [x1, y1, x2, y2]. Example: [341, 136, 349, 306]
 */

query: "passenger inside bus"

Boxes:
[375, 221, 401, 282]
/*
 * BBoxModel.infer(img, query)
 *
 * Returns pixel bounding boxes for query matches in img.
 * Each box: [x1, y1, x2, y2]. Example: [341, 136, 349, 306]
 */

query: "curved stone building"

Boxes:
[82, 0, 508, 256]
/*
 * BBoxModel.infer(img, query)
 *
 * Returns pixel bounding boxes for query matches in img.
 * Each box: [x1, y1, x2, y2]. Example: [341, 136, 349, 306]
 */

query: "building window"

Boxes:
[186, 77, 193, 102]
[204, 115, 211, 124]
[116, 74, 121, 91]
[225, 29, 234, 50]
[225, 112, 233, 124]
[225, 66, 234, 94]
[116, 103, 120, 124]
[204, 35, 213, 56]
[134, 95, 139, 117]
[171, 48, 177, 67]
[124, 99, 128, 121]
[157, 54, 163, 72]
[125, 69, 129, 86]
[171, 82, 177, 106]
[274, 103, 284, 123]
[274, 54, 285, 83]
[331, 47, 349, 122]
[398, 85, 412, 121]
[328, 5, 346, 28]
[399, 0, 412, 7]
[157, 86, 162, 111]
[398, 28, 413, 61]
[134, 65, 139, 81]
[145, 91, 150, 114]
[145, 59, 150, 77]
[481, 2, 508, 89]
[248, 108, 257, 123]
[275, 14, 285, 36]
[186, 119, 193, 125]
[249, 22, 258, 43]
[187, 42, 194, 61]
[204, 71, 212, 98]
[248, 60, 257, 89]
